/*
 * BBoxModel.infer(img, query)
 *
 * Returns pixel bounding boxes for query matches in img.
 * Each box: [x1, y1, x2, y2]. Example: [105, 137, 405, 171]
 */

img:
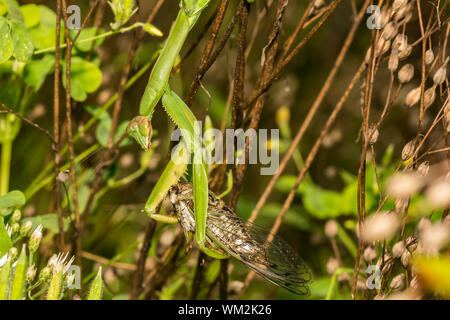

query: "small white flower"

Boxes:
[0, 254, 7, 268]
[48, 252, 75, 274]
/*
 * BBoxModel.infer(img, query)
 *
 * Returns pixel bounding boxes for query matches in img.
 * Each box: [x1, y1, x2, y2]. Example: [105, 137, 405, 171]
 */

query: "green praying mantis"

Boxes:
[125, 0, 312, 294]
[127, 0, 229, 259]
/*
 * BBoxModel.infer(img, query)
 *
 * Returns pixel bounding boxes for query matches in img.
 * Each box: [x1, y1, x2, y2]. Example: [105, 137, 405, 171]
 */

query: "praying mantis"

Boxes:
[125, 0, 312, 294]
[127, 0, 228, 259]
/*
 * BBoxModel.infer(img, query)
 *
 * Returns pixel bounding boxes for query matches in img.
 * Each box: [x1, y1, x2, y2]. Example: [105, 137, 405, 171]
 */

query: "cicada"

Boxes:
[169, 183, 313, 296]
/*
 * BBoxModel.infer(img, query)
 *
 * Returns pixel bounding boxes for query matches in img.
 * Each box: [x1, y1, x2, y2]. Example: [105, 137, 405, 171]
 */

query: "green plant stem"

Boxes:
[337, 221, 357, 259]
[0, 140, 12, 196]
[34, 23, 145, 55]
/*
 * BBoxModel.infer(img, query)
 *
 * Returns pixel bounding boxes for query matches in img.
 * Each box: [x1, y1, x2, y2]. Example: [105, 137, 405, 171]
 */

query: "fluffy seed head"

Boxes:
[360, 212, 400, 242]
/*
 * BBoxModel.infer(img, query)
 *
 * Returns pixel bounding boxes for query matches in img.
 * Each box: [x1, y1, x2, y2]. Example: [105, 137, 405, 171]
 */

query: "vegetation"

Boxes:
[0, 0, 449, 300]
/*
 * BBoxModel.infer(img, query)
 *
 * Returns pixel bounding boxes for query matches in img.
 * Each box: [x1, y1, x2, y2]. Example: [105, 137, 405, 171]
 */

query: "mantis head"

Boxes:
[127, 115, 152, 150]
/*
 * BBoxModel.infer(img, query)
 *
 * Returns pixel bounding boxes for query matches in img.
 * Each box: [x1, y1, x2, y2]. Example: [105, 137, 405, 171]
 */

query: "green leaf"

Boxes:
[0, 80, 20, 111]
[9, 244, 26, 300]
[19, 3, 40, 28]
[22, 214, 70, 234]
[37, 5, 55, 27]
[0, 0, 7, 16]
[0, 190, 25, 211]
[70, 27, 104, 52]
[0, 217, 12, 257]
[0, 16, 13, 63]
[0, 254, 12, 299]
[302, 184, 342, 219]
[382, 143, 394, 167]
[23, 54, 55, 90]
[10, 21, 34, 62]
[87, 267, 103, 300]
[28, 6, 59, 50]
[4, 0, 23, 23]
[274, 175, 309, 194]
[62, 57, 103, 102]
[96, 115, 112, 147]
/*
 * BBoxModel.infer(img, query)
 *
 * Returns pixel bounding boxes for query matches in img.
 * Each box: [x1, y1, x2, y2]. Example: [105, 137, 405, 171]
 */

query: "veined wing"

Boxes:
[205, 206, 313, 296]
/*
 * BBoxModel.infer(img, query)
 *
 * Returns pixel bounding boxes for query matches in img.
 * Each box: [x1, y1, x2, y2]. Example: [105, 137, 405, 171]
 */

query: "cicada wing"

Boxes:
[206, 208, 313, 296]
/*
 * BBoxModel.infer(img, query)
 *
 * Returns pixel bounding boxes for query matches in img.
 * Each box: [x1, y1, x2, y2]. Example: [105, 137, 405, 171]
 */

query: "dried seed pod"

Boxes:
[392, 0, 408, 11]
[326, 257, 339, 275]
[423, 85, 436, 110]
[360, 212, 400, 242]
[393, 34, 408, 52]
[425, 181, 450, 209]
[390, 274, 405, 290]
[377, 253, 394, 274]
[405, 235, 418, 251]
[405, 87, 421, 108]
[395, 197, 408, 213]
[419, 222, 450, 254]
[401, 250, 411, 267]
[392, 240, 406, 258]
[401, 139, 416, 160]
[418, 217, 432, 234]
[387, 173, 422, 198]
[363, 245, 377, 262]
[324, 219, 338, 238]
[367, 126, 379, 144]
[424, 49, 434, 65]
[375, 38, 391, 57]
[398, 63, 414, 83]
[394, 2, 413, 22]
[382, 22, 398, 40]
[389, 50, 399, 71]
[417, 161, 430, 176]
[374, 293, 386, 300]
[398, 45, 412, 60]
[433, 57, 449, 85]
[410, 276, 420, 290]
[380, 7, 391, 29]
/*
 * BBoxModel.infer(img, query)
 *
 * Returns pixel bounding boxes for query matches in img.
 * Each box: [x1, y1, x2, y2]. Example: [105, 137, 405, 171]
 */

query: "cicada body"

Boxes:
[169, 183, 313, 296]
